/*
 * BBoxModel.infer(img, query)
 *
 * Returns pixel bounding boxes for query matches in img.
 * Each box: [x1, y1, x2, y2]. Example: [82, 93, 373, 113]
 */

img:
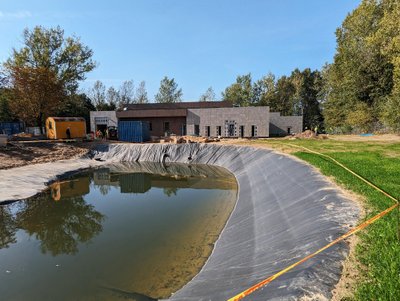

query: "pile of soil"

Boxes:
[0, 141, 91, 170]
[293, 130, 328, 139]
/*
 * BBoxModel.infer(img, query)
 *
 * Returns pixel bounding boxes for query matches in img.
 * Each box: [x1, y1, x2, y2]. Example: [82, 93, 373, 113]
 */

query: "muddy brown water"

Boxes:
[0, 162, 237, 300]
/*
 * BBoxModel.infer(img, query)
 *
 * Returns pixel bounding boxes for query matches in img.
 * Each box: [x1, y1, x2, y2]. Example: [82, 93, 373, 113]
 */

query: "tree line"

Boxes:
[221, 70, 324, 131]
[221, 0, 400, 133]
[0, 26, 212, 131]
[323, 0, 400, 132]
[1, 0, 399, 133]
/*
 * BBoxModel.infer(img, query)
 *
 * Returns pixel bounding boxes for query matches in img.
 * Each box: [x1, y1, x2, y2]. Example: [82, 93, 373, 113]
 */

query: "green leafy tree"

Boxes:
[199, 86, 216, 102]
[346, 102, 374, 132]
[0, 88, 15, 121]
[57, 93, 95, 130]
[273, 76, 296, 115]
[254, 73, 277, 107]
[3, 26, 96, 131]
[222, 73, 252, 106]
[155, 76, 183, 103]
[323, 0, 397, 132]
[372, 0, 400, 130]
[293, 68, 324, 130]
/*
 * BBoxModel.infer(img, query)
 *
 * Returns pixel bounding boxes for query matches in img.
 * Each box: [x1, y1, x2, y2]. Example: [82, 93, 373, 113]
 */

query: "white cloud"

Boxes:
[0, 10, 32, 20]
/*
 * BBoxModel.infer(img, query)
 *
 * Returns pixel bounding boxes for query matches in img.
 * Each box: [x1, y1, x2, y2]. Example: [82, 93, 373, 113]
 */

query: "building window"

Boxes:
[239, 125, 244, 138]
[228, 124, 235, 136]
[49, 122, 53, 130]
[216, 126, 222, 136]
[164, 122, 170, 132]
[194, 124, 200, 136]
[205, 126, 210, 137]
[251, 125, 257, 137]
[149, 122, 153, 131]
[94, 117, 108, 124]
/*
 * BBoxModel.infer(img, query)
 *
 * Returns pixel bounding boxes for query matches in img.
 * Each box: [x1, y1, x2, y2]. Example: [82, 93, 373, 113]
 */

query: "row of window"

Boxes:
[147, 122, 267, 137]
[202, 125, 258, 137]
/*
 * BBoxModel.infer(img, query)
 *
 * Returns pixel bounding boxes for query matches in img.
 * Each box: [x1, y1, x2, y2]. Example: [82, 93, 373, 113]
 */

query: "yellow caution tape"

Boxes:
[227, 144, 399, 301]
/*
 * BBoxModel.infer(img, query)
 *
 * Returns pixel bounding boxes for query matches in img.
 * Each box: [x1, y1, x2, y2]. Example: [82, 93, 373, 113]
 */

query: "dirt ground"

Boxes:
[0, 141, 91, 170]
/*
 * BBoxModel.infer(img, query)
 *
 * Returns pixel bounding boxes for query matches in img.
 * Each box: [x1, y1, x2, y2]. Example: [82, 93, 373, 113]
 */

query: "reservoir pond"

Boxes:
[0, 162, 237, 300]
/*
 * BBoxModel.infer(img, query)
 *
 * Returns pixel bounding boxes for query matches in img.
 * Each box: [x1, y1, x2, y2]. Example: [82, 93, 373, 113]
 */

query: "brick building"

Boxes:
[102, 101, 302, 138]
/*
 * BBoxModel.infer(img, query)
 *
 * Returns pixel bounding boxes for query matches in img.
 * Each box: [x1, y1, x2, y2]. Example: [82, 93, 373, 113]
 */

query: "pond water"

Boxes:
[0, 162, 237, 301]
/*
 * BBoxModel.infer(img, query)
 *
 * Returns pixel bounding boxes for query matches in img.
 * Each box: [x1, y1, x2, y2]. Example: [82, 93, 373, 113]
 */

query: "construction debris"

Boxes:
[159, 135, 220, 144]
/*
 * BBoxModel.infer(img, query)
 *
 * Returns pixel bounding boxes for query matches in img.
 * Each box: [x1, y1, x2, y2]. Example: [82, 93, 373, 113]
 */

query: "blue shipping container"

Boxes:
[118, 121, 150, 143]
[0, 122, 24, 136]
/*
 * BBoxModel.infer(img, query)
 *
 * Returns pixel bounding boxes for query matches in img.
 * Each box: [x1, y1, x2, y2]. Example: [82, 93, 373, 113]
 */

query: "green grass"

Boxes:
[246, 138, 400, 300]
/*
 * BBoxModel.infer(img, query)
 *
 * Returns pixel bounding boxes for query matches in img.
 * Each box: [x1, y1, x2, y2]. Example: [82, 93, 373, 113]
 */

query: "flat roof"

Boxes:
[123, 101, 232, 111]
[117, 101, 234, 118]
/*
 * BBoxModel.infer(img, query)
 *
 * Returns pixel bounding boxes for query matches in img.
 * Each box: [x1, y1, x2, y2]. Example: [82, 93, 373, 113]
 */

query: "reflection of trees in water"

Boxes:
[98, 184, 111, 196]
[15, 193, 105, 256]
[0, 206, 17, 249]
[163, 187, 179, 197]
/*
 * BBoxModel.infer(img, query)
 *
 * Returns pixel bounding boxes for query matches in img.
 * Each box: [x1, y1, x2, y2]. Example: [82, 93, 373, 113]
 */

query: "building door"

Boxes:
[287, 127, 291, 135]
[96, 124, 107, 136]
[228, 124, 235, 136]
[239, 126, 244, 138]
[194, 124, 200, 136]
[181, 124, 186, 135]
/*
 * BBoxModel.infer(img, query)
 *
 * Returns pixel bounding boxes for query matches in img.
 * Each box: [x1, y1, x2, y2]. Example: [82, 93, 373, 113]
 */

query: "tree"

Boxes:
[346, 102, 374, 132]
[0, 88, 15, 121]
[273, 76, 296, 115]
[118, 80, 134, 108]
[3, 26, 96, 131]
[222, 73, 252, 106]
[372, 0, 400, 130]
[291, 68, 324, 130]
[9, 66, 65, 129]
[155, 76, 183, 103]
[323, 0, 397, 132]
[57, 93, 95, 130]
[254, 73, 276, 107]
[106, 86, 119, 108]
[5, 26, 96, 93]
[134, 81, 149, 104]
[88, 80, 106, 110]
[199, 87, 216, 102]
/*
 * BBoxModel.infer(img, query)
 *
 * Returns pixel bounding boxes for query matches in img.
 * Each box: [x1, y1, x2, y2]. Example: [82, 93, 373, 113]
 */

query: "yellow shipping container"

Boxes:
[46, 117, 86, 140]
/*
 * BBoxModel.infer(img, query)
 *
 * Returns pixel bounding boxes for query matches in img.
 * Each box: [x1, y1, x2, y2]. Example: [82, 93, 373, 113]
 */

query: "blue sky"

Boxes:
[0, 0, 360, 101]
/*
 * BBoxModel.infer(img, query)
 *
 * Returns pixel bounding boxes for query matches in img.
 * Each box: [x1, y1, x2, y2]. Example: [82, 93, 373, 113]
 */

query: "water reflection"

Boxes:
[0, 207, 16, 249]
[92, 162, 236, 197]
[0, 162, 237, 300]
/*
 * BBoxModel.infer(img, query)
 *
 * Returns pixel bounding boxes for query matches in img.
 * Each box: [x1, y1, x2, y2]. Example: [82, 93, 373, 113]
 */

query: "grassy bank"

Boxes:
[236, 138, 400, 300]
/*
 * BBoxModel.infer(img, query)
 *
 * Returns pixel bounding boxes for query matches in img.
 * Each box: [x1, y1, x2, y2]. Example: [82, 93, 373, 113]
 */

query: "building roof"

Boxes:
[48, 117, 86, 122]
[117, 101, 234, 119]
[123, 101, 232, 111]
